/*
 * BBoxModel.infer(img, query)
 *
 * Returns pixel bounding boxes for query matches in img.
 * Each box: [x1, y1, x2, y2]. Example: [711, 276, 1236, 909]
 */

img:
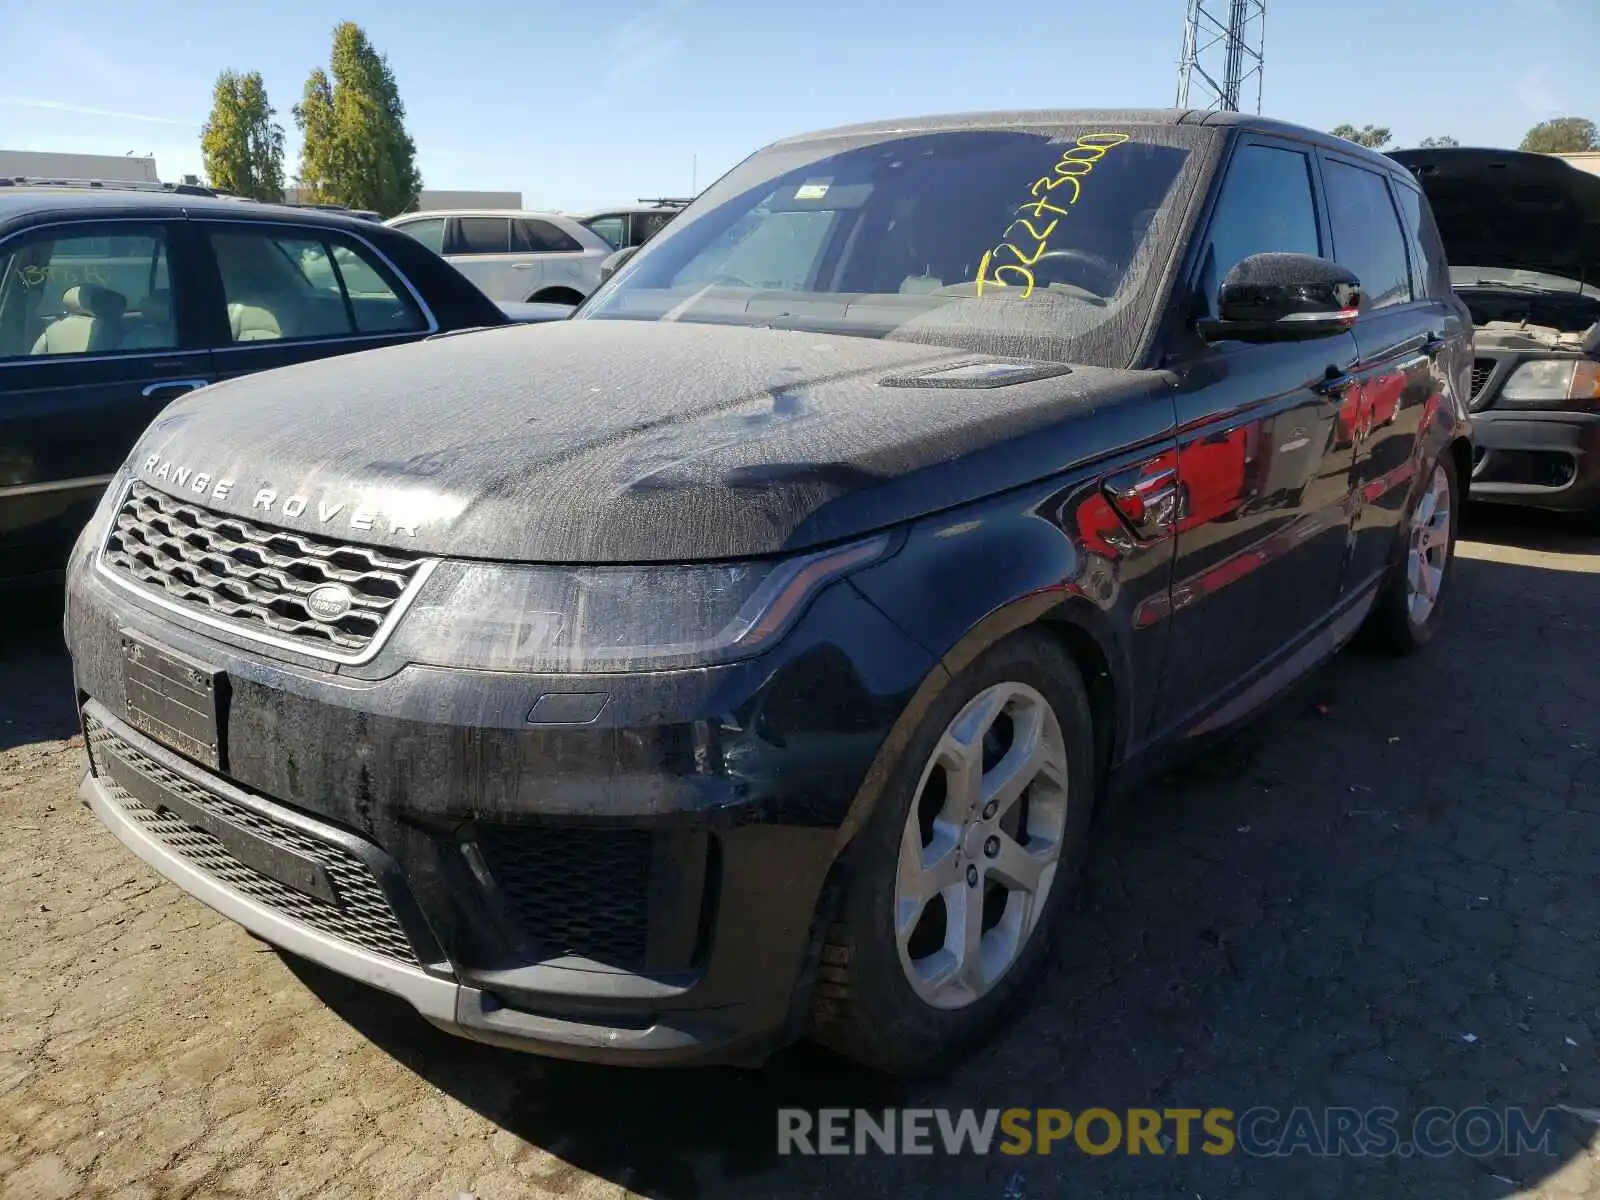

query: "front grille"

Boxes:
[101, 481, 427, 656]
[1470, 358, 1495, 399]
[477, 825, 653, 968]
[87, 714, 418, 965]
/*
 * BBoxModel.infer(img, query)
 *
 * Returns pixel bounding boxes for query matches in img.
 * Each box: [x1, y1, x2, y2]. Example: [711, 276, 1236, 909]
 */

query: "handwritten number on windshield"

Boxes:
[976, 132, 1130, 298]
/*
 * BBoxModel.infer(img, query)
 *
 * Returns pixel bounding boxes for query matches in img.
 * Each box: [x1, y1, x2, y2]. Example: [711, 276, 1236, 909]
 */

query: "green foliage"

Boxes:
[1417, 135, 1460, 149]
[292, 23, 422, 217]
[199, 70, 286, 202]
[1330, 124, 1392, 150]
[1519, 118, 1599, 154]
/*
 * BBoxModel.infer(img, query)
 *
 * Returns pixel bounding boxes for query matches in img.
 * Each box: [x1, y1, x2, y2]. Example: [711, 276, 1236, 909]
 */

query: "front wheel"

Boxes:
[809, 630, 1096, 1075]
[1361, 452, 1460, 654]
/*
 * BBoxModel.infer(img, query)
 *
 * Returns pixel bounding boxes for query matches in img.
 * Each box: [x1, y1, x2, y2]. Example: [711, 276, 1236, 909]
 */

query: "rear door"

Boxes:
[443, 216, 528, 300]
[192, 220, 435, 383]
[0, 217, 213, 581]
[1317, 151, 1460, 593]
[1150, 135, 1361, 736]
[515, 217, 595, 297]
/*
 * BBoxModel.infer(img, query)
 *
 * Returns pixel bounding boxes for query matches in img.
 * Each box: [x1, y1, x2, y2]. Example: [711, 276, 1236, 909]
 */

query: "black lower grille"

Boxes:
[1470, 359, 1494, 399]
[86, 715, 418, 965]
[476, 825, 654, 968]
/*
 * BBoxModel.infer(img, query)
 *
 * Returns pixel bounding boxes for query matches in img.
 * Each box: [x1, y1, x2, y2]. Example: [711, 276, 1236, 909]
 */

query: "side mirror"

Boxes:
[1198, 252, 1362, 343]
[598, 245, 640, 285]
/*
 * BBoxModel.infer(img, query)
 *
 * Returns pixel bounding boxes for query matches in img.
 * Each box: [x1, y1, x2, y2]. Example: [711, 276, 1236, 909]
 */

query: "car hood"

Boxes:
[1389, 147, 1600, 285]
[128, 321, 1163, 563]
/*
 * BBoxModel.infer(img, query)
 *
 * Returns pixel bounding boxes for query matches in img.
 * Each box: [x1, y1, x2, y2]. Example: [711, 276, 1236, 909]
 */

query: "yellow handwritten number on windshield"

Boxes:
[976, 132, 1130, 299]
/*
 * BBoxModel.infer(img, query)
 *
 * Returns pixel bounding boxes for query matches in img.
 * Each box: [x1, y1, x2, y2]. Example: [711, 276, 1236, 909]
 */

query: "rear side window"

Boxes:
[0, 225, 177, 358]
[633, 211, 676, 245]
[1199, 144, 1321, 317]
[395, 217, 446, 254]
[1323, 160, 1412, 310]
[450, 218, 511, 255]
[208, 229, 426, 342]
[515, 219, 583, 254]
[1393, 184, 1452, 301]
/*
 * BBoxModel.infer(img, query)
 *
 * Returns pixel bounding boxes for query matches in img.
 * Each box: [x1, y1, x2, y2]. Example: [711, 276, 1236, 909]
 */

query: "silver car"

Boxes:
[386, 210, 612, 304]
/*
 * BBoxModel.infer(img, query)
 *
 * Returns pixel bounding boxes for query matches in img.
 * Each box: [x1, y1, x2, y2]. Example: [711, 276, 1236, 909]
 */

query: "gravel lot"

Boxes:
[2, 509, 1597, 1200]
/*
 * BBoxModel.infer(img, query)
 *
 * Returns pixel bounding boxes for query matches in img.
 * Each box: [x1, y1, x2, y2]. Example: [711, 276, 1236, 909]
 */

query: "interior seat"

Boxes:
[124, 290, 177, 350]
[31, 285, 128, 355]
[227, 300, 283, 342]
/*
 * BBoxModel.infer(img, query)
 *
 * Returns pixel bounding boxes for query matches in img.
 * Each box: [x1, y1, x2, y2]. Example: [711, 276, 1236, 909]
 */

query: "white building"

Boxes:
[285, 186, 522, 211]
[1556, 152, 1600, 178]
[0, 149, 159, 183]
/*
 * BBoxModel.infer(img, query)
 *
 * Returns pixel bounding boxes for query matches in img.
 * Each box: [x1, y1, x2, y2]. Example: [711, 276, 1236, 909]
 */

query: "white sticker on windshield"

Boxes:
[795, 180, 831, 200]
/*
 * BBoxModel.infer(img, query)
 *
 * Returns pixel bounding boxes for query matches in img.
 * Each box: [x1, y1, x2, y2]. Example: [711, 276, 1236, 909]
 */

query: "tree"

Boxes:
[1418, 135, 1460, 149]
[1331, 124, 1392, 150]
[292, 23, 421, 216]
[199, 70, 286, 202]
[1519, 117, 1599, 154]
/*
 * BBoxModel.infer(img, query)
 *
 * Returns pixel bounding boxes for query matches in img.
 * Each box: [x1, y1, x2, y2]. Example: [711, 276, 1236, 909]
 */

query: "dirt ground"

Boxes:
[2, 508, 1598, 1200]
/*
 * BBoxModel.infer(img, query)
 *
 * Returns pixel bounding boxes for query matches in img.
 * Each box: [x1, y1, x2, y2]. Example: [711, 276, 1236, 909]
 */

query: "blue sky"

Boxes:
[0, 0, 1595, 210]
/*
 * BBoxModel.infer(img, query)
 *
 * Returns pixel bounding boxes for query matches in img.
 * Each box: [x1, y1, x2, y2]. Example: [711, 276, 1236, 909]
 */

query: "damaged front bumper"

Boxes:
[65, 548, 934, 1066]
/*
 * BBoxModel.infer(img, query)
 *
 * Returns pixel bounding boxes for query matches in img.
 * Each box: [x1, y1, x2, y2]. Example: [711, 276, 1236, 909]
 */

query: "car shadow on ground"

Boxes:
[289, 509, 1600, 1200]
[0, 585, 77, 753]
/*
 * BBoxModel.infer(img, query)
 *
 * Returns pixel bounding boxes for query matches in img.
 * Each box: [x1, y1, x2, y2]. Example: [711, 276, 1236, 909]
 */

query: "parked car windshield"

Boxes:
[579, 126, 1202, 367]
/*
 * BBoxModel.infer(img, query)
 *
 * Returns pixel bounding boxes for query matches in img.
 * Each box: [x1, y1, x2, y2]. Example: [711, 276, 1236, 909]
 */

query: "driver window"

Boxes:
[1199, 145, 1321, 317]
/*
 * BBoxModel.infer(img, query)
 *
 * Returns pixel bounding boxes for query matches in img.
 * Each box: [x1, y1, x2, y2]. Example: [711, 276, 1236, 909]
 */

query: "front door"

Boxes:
[0, 219, 212, 581]
[1319, 153, 1466, 593]
[444, 215, 532, 301]
[1152, 136, 1360, 736]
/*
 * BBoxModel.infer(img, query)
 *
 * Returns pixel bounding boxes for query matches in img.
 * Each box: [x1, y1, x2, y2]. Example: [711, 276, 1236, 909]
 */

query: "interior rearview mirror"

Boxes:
[1197, 252, 1362, 344]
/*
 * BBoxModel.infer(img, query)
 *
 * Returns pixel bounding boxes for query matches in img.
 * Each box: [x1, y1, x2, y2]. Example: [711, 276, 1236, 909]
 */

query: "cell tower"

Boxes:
[1175, 0, 1267, 114]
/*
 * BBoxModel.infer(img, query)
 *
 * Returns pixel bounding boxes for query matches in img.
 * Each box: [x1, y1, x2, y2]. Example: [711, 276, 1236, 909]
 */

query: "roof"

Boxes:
[0, 186, 396, 232]
[766, 107, 1404, 172]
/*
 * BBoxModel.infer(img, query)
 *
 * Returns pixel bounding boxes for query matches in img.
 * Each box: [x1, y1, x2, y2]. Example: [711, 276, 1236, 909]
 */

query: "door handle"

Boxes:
[1422, 333, 1448, 357]
[1314, 372, 1354, 397]
[1103, 464, 1182, 540]
[141, 379, 210, 401]
[512, 262, 538, 269]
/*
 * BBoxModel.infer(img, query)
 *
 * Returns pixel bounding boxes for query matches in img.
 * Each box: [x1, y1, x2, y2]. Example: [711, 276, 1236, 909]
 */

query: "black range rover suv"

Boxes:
[0, 182, 525, 589]
[65, 110, 1472, 1074]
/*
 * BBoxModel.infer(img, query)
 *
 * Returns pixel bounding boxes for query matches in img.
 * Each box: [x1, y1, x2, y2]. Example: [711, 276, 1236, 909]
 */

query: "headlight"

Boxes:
[1501, 358, 1600, 404]
[388, 534, 893, 673]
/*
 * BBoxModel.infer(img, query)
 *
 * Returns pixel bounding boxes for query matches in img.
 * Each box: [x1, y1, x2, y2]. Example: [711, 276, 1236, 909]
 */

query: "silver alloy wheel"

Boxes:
[893, 681, 1070, 1010]
[1406, 462, 1452, 625]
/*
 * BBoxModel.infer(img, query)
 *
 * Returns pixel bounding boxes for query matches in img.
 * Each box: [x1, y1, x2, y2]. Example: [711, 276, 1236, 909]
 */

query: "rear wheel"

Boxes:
[1361, 452, 1460, 654]
[810, 631, 1096, 1075]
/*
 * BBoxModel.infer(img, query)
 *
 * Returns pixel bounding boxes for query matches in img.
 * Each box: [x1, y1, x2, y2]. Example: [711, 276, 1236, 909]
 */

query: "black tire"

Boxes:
[809, 629, 1097, 1075]
[1360, 451, 1461, 655]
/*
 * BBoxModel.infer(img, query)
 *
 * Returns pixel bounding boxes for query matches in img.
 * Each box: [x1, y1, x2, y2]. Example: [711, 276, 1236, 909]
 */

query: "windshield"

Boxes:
[578, 126, 1200, 367]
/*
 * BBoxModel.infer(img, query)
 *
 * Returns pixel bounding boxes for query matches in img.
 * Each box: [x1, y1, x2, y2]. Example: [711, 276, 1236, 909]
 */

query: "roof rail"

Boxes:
[0, 176, 219, 197]
[636, 196, 694, 208]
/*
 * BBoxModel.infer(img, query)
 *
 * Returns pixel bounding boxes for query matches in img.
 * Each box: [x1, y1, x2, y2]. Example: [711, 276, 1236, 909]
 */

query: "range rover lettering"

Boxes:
[65, 110, 1472, 1074]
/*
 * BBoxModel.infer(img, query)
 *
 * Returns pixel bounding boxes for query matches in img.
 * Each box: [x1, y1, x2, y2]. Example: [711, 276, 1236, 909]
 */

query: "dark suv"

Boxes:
[65, 110, 1472, 1075]
[0, 183, 510, 587]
